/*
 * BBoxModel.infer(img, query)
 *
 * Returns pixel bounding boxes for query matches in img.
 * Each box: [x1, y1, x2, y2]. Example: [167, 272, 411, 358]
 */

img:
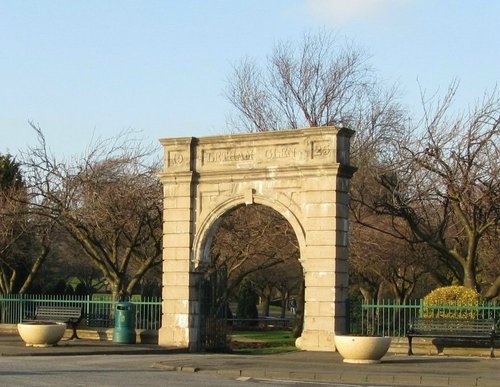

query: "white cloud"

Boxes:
[305, 0, 413, 25]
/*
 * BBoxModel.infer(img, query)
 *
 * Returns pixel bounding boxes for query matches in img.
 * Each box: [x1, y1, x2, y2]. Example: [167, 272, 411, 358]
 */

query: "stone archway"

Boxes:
[158, 126, 356, 351]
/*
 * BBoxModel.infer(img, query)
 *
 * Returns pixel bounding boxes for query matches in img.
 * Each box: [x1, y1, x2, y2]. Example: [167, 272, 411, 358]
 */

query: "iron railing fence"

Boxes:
[0, 294, 162, 330]
[350, 299, 500, 336]
[4, 295, 498, 336]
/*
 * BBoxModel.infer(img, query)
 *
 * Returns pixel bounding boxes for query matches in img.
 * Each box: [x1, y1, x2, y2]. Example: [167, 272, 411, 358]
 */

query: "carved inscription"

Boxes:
[203, 149, 255, 163]
[264, 146, 297, 160]
[202, 144, 301, 166]
[202, 140, 335, 165]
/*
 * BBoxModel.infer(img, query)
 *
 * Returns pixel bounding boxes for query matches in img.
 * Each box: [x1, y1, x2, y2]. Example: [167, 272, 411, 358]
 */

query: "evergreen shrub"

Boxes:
[423, 285, 480, 319]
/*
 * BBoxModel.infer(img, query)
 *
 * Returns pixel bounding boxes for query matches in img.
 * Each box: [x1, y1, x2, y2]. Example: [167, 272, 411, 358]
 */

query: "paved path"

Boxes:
[153, 351, 500, 386]
[1, 333, 498, 386]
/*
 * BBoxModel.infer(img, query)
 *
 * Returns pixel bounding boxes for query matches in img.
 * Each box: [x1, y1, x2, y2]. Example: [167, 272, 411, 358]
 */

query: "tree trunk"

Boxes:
[262, 294, 270, 317]
[292, 278, 305, 338]
[18, 245, 50, 294]
[110, 277, 128, 301]
[484, 276, 500, 300]
[280, 289, 288, 318]
[358, 287, 374, 303]
[463, 259, 478, 291]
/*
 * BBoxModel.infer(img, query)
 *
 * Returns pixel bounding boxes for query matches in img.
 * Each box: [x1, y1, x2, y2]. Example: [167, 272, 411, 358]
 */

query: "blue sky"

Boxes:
[1, 0, 499, 157]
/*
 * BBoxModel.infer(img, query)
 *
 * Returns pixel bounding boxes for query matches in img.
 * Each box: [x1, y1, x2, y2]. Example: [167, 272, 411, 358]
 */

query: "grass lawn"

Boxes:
[230, 330, 298, 355]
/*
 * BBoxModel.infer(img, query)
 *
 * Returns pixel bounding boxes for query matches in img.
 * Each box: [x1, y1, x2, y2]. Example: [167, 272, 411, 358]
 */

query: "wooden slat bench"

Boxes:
[407, 317, 497, 357]
[29, 305, 84, 340]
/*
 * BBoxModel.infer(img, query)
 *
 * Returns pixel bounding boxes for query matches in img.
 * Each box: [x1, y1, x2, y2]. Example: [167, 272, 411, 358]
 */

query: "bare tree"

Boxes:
[226, 31, 410, 308]
[481, 231, 500, 299]
[209, 204, 300, 294]
[366, 83, 500, 291]
[248, 252, 303, 316]
[350, 237, 423, 304]
[226, 31, 499, 298]
[21, 125, 163, 300]
[226, 31, 406, 154]
[47, 232, 108, 294]
[227, 32, 369, 129]
[350, 159, 453, 302]
[209, 203, 305, 336]
[0, 154, 56, 294]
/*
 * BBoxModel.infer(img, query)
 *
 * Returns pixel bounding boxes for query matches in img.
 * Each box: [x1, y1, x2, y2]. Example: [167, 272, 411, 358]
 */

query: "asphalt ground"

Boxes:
[0, 332, 498, 386]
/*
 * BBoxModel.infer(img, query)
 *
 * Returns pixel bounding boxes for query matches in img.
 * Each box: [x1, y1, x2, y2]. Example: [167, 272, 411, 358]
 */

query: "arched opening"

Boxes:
[198, 203, 304, 351]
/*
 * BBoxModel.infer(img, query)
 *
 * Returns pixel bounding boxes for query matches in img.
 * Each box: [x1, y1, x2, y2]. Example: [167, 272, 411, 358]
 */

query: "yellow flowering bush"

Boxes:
[423, 285, 480, 319]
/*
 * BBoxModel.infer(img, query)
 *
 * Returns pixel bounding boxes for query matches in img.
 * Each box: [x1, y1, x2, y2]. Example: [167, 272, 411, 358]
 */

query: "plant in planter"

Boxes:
[17, 321, 67, 347]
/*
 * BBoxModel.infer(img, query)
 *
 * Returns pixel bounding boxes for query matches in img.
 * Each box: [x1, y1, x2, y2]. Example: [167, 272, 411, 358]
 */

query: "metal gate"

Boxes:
[199, 266, 230, 352]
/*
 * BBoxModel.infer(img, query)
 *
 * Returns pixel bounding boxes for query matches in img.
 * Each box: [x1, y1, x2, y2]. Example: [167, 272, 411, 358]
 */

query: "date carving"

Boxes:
[168, 152, 184, 165]
[312, 141, 332, 158]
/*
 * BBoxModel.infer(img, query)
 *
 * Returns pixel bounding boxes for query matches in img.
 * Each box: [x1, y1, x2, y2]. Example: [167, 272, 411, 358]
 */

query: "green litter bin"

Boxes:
[112, 301, 136, 344]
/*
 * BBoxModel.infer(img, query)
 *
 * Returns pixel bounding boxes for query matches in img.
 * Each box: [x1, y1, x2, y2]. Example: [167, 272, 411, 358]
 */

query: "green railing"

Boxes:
[350, 299, 500, 336]
[0, 294, 162, 330]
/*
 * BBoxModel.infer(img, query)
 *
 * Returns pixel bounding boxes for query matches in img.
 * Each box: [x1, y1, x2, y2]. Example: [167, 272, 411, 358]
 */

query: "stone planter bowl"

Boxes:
[17, 321, 67, 347]
[335, 335, 392, 364]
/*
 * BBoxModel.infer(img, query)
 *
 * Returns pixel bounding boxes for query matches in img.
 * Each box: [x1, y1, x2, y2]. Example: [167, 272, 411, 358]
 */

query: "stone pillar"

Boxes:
[332, 176, 351, 336]
[158, 138, 197, 349]
[295, 130, 354, 352]
[295, 179, 337, 351]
